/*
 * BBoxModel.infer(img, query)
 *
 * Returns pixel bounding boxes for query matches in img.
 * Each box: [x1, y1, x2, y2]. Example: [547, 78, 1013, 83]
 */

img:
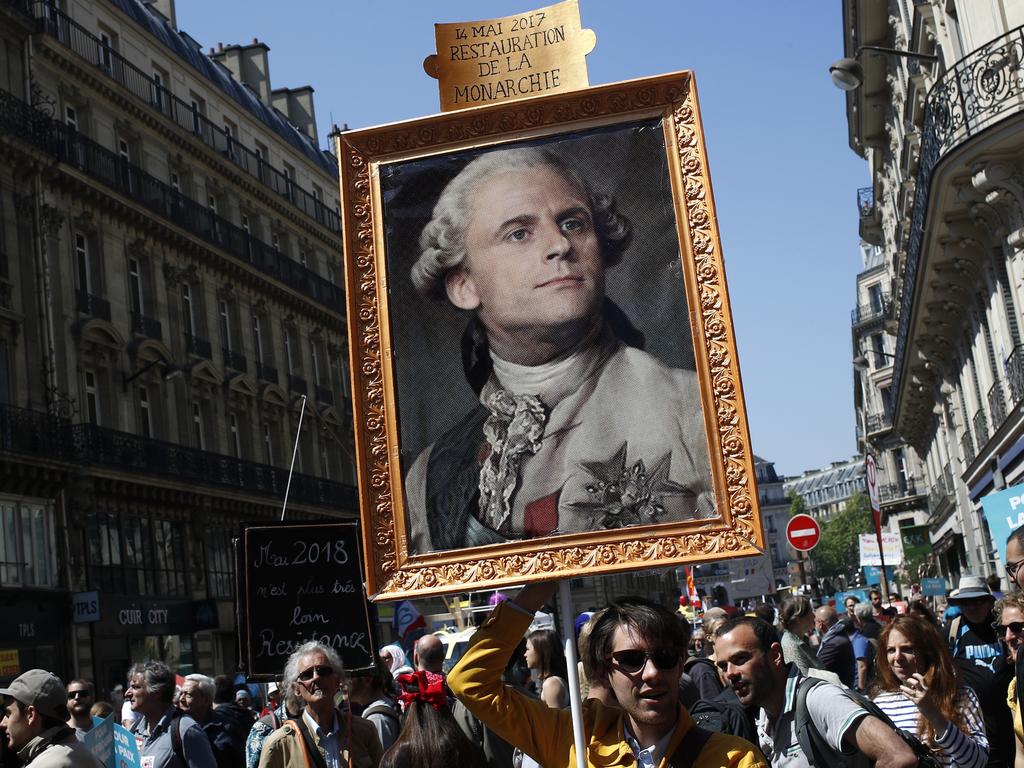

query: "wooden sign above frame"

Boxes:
[337, 72, 763, 600]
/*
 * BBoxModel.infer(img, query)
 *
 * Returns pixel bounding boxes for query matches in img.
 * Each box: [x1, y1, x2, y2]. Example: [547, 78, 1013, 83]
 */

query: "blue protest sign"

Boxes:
[83, 715, 115, 768]
[113, 723, 141, 768]
[979, 483, 1024, 566]
[921, 577, 947, 596]
[862, 565, 895, 587]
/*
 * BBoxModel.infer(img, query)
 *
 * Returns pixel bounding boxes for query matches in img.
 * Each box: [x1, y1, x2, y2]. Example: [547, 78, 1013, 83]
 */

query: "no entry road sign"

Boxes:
[786, 514, 821, 552]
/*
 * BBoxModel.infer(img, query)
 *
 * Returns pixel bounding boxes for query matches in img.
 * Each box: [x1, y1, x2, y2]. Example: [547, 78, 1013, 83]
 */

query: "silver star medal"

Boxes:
[569, 442, 695, 529]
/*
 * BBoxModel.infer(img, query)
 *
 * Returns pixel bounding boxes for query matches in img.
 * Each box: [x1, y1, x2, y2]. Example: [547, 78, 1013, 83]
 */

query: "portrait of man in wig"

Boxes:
[399, 140, 715, 554]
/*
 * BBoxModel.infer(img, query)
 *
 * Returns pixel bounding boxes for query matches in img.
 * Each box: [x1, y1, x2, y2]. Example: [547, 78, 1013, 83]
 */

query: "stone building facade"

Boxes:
[0, 0, 355, 690]
[840, 0, 1024, 587]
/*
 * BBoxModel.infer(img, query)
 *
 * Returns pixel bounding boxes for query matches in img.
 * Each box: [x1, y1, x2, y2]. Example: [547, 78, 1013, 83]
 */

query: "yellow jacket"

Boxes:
[449, 601, 768, 768]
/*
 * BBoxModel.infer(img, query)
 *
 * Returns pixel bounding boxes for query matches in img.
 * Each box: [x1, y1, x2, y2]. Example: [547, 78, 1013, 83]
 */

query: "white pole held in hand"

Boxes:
[558, 580, 587, 768]
[280, 394, 307, 522]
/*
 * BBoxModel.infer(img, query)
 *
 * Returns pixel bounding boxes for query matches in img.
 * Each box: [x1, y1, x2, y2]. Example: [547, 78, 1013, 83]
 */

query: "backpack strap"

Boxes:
[668, 725, 713, 768]
[946, 616, 962, 653]
[285, 718, 330, 768]
[794, 677, 840, 768]
[360, 704, 399, 722]
[169, 711, 186, 768]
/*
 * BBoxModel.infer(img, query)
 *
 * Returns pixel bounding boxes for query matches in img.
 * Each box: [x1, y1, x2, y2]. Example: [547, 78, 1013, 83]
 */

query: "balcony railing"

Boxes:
[892, 24, 1024, 413]
[131, 312, 162, 341]
[878, 478, 923, 502]
[961, 428, 976, 465]
[972, 408, 990, 448]
[76, 291, 111, 321]
[73, 423, 356, 510]
[256, 362, 278, 385]
[1008, 344, 1024, 405]
[988, 381, 1008, 428]
[29, 3, 341, 234]
[223, 348, 247, 372]
[866, 411, 892, 433]
[851, 294, 891, 326]
[0, 88, 342, 313]
[315, 384, 334, 406]
[185, 334, 212, 360]
[0, 404, 75, 460]
[288, 375, 308, 395]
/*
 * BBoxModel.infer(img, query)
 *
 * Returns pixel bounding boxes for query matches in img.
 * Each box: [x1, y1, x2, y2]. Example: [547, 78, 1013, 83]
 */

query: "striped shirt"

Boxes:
[873, 686, 988, 768]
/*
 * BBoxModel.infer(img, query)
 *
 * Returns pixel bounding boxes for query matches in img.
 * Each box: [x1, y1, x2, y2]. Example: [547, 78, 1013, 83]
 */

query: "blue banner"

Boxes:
[862, 565, 896, 588]
[921, 577, 947, 596]
[83, 715, 115, 768]
[979, 483, 1024, 566]
[113, 722, 141, 768]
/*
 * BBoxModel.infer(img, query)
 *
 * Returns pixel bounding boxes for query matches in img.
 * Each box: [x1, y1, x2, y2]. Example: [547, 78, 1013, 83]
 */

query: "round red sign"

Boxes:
[786, 513, 821, 552]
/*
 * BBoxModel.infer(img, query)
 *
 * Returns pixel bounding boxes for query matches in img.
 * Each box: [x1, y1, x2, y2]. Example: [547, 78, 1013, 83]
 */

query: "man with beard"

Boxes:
[127, 662, 217, 768]
[258, 643, 381, 768]
[713, 617, 915, 768]
[944, 576, 1014, 768]
[65, 680, 99, 741]
[449, 582, 766, 768]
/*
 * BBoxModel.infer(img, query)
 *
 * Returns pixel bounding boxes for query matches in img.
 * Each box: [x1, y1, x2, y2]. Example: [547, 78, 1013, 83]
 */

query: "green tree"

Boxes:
[812, 492, 872, 586]
[788, 493, 808, 519]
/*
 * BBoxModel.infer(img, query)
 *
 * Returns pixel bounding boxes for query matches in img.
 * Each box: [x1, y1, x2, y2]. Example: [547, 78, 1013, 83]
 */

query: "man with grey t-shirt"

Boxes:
[713, 617, 915, 768]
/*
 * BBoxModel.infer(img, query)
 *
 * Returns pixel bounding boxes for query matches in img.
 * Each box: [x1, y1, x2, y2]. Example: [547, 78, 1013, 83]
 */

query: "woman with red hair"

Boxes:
[872, 614, 988, 768]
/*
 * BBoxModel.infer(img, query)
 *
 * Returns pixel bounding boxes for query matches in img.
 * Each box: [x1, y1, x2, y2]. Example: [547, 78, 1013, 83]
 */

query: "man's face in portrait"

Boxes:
[446, 165, 605, 364]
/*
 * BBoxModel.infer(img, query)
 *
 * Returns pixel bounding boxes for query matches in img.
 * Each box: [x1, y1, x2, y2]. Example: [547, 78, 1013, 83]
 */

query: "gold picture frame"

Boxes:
[337, 71, 763, 600]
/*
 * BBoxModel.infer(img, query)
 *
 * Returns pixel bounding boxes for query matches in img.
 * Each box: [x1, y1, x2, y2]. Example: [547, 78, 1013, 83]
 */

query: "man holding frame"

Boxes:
[448, 581, 767, 768]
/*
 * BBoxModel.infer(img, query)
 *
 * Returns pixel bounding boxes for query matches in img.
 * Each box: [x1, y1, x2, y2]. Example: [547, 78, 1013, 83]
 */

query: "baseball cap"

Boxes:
[0, 669, 67, 719]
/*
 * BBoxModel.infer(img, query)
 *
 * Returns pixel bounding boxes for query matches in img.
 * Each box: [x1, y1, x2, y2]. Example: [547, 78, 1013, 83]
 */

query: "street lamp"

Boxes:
[852, 350, 897, 370]
[830, 46, 939, 91]
[122, 358, 182, 390]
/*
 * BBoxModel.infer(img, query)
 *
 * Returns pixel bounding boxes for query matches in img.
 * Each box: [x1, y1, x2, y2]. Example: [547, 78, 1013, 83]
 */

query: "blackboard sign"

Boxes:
[241, 522, 376, 679]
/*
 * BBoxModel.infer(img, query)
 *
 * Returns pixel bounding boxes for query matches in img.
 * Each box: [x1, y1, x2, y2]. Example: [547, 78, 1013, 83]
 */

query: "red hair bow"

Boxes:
[396, 670, 447, 711]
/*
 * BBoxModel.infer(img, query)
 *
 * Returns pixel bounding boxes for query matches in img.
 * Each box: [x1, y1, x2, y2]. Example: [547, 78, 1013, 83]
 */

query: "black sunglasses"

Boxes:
[993, 621, 1024, 635]
[67, 690, 92, 699]
[297, 665, 334, 682]
[606, 649, 679, 673]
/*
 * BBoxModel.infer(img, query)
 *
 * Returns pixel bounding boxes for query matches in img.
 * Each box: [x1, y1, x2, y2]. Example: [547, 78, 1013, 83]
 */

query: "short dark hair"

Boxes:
[716, 616, 777, 653]
[584, 596, 687, 677]
[67, 679, 95, 696]
[1008, 526, 1024, 548]
[753, 604, 775, 625]
[869, 588, 882, 599]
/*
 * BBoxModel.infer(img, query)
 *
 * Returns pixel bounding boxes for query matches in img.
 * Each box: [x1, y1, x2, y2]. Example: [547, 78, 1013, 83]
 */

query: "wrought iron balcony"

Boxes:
[29, 2, 341, 234]
[972, 408, 990, 449]
[72, 423, 356, 510]
[891, 24, 1024, 413]
[878, 478, 923, 502]
[223, 347, 247, 372]
[851, 294, 890, 326]
[1008, 345, 1024, 406]
[961, 428, 976, 466]
[988, 381, 1008, 428]
[256, 362, 278, 385]
[131, 312, 162, 341]
[288, 375, 308, 395]
[75, 291, 111, 321]
[315, 384, 334, 405]
[0, 88, 342, 313]
[0, 404, 74, 460]
[865, 411, 892, 433]
[185, 334, 212, 360]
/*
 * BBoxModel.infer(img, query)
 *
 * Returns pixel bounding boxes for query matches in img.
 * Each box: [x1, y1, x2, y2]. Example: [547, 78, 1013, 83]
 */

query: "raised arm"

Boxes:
[846, 716, 918, 768]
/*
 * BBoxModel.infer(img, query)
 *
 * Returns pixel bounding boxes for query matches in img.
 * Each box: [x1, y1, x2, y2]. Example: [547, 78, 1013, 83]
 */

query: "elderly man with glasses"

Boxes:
[449, 582, 767, 768]
[257, 642, 381, 768]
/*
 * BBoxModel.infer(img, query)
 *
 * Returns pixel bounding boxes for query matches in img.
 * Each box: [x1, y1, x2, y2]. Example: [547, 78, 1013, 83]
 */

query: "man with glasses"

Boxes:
[258, 642, 381, 768]
[449, 582, 767, 768]
[65, 680, 98, 740]
[996, 591, 1024, 768]
[943, 575, 1013, 768]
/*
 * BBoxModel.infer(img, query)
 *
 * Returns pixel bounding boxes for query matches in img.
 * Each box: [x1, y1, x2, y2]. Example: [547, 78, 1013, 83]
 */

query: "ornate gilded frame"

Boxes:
[337, 71, 763, 600]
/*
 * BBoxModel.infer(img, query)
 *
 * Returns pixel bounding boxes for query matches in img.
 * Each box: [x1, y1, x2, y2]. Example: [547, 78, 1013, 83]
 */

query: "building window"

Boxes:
[871, 333, 886, 368]
[128, 257, 144, 316]
[170, 171, 181, 192]
[181, 283, 195, 338]
[75, 233, 91, 294]
[64, 105, 78, 130]
[191, 402, 205, 450]
[84, 369, 100, 425]
[0, 498, 58, 588]
[86, 510, 123, 593]
[271, 232, 281, 252]
[121, 514, 187, 597]
[241, 214, 251, 235]
[152, 66, 169, 111]
[218, 299, 232, 352]
[284, 328, 295, 374]
[138, 386, 152, 439]
[319, 443, 331, 480]
[229, 413, 241, 458]
[336, 350, 350, 397]
[252, 314, 265, 365]
[868, 283, 884, 314]
[311, 340, 321, 386]
[98, 30, 116, 74]
[263, 423, 274, 465]
[118, 138, 131, 163]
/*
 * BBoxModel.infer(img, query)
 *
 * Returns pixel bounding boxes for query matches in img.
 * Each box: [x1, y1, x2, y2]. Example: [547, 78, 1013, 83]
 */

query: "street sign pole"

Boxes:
[865, 453, 890, 603]
[786, 514, 820, 595]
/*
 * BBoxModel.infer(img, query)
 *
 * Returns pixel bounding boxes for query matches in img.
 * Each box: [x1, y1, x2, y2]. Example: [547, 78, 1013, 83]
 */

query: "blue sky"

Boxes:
[177, 1, 868, 478]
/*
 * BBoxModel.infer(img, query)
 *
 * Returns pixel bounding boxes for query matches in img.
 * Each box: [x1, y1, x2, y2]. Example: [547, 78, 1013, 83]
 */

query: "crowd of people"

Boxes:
[4, 533, 1024, 768]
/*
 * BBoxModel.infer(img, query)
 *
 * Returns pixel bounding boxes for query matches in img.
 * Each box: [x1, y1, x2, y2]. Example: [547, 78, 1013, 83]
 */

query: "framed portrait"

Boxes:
[337, 71, 763, 600]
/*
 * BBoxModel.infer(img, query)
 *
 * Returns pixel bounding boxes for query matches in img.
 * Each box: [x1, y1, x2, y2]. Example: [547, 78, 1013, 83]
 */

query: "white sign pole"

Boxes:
[558, 580, 587, 768]
[281, 395, 308, 522]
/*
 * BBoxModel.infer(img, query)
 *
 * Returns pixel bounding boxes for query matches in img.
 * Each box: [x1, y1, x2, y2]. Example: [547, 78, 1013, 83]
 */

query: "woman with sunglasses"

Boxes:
[996, 592, 1024, 768]
[872, 615, 987, 768]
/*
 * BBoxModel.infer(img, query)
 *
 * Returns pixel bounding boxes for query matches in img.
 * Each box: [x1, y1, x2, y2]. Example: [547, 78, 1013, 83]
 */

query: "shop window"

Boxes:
[87, 510, 124, 594]
[121, 515, 187, 598]
[206, 529, 234, 599]
[0, 497, 58, 588]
